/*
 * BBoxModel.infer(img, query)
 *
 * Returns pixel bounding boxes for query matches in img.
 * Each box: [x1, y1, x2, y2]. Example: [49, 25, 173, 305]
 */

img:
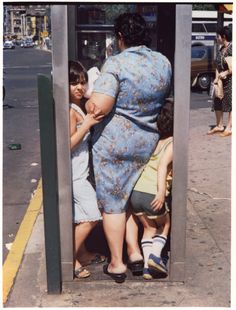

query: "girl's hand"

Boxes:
[150, 192, 165, 211]
[82, 112, 104, 130]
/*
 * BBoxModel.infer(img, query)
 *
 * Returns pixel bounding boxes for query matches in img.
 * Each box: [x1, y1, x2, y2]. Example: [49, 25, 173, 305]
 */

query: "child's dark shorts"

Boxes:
[130, 190, 170, 219]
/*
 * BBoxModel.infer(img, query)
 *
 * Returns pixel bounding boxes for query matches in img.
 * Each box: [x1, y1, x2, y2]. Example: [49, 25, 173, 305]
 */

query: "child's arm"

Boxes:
[70, 110, 103, 150]
[150, 142, 173, 211]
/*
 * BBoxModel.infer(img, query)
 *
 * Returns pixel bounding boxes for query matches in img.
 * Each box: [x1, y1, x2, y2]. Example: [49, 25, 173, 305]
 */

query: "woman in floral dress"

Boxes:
[86, 13, 172, 282]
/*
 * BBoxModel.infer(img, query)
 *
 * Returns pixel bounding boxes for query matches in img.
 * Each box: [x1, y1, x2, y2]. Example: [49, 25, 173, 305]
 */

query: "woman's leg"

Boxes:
[225, 111, 232, 131]
[207, 110, 224, 134]
[215, 110, 224, 128]
[74, 221, 97, 269]
[103, 212, 127, 273]
[126, 210, 143, 262]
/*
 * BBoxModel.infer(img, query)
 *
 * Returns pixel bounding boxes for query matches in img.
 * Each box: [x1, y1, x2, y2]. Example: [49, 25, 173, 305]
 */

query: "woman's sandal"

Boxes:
[127, 259, 144, 276]
[74, 267, 91, 278]
[207, 126, 224, 135]
[219, 130, 232, 137]
[103, 264, 126, 283]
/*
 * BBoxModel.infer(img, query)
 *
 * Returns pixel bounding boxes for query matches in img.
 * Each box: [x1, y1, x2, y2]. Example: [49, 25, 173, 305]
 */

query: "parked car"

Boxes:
[3, 41, 15, 50]
[191, 45, 216, 90]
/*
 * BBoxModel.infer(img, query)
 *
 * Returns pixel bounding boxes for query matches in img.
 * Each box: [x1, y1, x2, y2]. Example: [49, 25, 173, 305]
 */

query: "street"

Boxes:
[3, 46, 52, 261]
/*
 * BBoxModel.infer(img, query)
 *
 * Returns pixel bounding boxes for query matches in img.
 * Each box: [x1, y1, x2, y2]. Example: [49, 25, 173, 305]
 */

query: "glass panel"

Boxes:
[204, 23, 217, 32]
[76, 4, 158, 69]
[77, 4, 136, 25]
[192, 23, 206, 32]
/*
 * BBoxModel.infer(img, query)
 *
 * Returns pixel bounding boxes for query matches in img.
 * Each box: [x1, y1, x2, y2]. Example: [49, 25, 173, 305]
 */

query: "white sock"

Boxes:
[152, 234, 167, 258]
[141, 238, 153, 268]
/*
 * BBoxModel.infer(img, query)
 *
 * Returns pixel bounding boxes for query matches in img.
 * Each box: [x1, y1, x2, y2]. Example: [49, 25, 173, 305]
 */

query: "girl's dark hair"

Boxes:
[216, 26, 232, 42]
[69, 60, 88, 85]
[114, 13, 152, 47]
[157, 98, 174, 139]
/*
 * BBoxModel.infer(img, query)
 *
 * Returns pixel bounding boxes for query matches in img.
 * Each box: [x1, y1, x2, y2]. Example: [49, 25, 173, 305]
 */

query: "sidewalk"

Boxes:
[4, 93, 232, 307]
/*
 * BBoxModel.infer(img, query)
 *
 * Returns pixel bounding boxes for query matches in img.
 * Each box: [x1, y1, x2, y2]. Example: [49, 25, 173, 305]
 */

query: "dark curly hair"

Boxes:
[69, 60, 88, 85]
[216, 26, 232, 42]
[114, 13, 151, 47]
[157, 98, 174, 139]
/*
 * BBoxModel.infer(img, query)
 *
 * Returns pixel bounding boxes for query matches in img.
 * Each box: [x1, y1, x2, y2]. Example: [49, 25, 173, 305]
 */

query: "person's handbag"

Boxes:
[213, 70, 224, 100]
[209, 81, 215, 99]
[214, 78, 224, 99]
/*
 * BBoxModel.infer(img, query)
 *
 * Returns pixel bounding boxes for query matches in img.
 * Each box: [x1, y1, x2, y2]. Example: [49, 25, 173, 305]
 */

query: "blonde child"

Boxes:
[69, 61, 104, 278]
[130, 99, 174, 279]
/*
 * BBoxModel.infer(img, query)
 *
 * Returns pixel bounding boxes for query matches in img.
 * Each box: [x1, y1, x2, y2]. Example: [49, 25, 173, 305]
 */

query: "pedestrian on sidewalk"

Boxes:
[207, 26, 232, 137]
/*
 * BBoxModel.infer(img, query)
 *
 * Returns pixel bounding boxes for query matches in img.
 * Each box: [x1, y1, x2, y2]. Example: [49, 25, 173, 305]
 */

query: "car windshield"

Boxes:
[191, 49, 206, 59]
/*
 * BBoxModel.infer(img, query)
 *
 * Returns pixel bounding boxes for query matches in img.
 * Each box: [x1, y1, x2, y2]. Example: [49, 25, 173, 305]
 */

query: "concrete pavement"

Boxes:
[4, 93, 232, 307]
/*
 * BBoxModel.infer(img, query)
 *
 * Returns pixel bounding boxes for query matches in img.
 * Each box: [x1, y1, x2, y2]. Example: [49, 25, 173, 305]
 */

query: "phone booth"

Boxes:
[38, 3, 192, 293]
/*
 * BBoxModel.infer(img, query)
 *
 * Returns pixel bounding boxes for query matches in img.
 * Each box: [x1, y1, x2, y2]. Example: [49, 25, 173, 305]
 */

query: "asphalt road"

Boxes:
[3, 46, 52, 261]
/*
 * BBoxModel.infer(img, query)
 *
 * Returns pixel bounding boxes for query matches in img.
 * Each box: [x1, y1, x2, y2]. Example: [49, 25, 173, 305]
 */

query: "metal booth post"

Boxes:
[51, 5, 74, 282]
[170, 4, 192, 281]
[46, 4, 192, 289]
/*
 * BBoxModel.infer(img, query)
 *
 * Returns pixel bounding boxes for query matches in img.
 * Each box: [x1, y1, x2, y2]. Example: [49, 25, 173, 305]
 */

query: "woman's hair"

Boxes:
[114, 13, 152, 47]
[157, 98, 174, 139]
[216, 26, 232, 42]
[69, 60, 88, 85]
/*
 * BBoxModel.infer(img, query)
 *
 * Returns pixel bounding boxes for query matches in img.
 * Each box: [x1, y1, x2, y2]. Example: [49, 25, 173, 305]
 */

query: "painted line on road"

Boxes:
[3, 179, 43, 304]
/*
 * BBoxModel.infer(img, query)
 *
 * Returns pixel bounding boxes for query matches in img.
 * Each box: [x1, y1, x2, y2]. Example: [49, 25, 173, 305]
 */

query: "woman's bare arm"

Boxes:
[85, 92, 116, 116]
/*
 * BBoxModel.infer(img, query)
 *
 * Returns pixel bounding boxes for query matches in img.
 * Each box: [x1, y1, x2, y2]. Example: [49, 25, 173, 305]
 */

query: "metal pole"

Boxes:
[51, 5, 74, 281]
[38, 74, 62, 293]
[170, 4, 192, 282]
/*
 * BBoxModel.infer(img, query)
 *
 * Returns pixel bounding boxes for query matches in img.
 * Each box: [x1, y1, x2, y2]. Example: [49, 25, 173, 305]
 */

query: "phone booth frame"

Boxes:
[41, 3, 192, 292]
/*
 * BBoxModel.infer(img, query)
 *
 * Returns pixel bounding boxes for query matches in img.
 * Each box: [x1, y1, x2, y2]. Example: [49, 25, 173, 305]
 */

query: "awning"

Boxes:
[218, 4, 233, 14]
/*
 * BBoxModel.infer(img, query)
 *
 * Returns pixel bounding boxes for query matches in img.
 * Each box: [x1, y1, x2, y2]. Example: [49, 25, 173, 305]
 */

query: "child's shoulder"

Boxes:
[70, 105, 84, 122]
[154, 136, 173, 153]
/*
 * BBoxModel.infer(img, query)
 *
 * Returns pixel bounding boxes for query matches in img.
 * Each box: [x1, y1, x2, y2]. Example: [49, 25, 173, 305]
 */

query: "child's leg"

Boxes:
[139, 215, 157, 268]
[126, 209, 143, 262]
[74, 221, 97, 269]
[152, 213, 170, 258]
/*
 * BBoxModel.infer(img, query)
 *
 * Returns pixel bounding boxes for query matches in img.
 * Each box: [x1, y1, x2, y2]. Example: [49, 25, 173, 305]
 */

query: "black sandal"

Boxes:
[103, 264, 126, 283]
[127, 259, 144, 276]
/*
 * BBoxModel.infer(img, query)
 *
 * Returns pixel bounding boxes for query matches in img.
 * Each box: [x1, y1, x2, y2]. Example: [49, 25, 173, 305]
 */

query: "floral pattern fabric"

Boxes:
[214, 43, 232, 112]
[92, 45, 172, 214]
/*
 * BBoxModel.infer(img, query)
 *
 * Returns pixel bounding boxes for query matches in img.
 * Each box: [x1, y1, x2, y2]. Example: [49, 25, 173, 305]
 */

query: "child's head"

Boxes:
[69, 61, 88, 102]
[157, 98, 174, 139]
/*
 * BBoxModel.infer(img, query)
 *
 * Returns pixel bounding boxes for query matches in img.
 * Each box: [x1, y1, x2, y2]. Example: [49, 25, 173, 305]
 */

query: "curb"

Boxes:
[2, 179, 43, 304]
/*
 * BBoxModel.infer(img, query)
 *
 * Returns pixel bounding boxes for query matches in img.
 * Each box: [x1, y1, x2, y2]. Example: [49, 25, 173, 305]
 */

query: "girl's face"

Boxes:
[216, 34, 224, 45]
[70, 78, 87, 103]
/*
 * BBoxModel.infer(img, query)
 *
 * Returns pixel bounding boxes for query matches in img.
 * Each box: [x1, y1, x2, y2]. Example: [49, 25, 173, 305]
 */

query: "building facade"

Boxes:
[3, 4, 51, 41]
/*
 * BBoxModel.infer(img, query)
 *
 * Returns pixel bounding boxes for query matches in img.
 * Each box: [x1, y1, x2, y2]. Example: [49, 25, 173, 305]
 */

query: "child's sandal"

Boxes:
[74, 267, 91, 278]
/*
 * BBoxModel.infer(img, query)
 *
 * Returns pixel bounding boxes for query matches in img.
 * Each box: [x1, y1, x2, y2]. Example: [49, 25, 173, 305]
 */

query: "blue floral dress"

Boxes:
[92, 45, 172, 214]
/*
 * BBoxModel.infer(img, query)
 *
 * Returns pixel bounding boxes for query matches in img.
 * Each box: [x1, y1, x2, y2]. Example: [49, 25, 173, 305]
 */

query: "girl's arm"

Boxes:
[150, 142, 173, 211]
[70, 109, 103, 150]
